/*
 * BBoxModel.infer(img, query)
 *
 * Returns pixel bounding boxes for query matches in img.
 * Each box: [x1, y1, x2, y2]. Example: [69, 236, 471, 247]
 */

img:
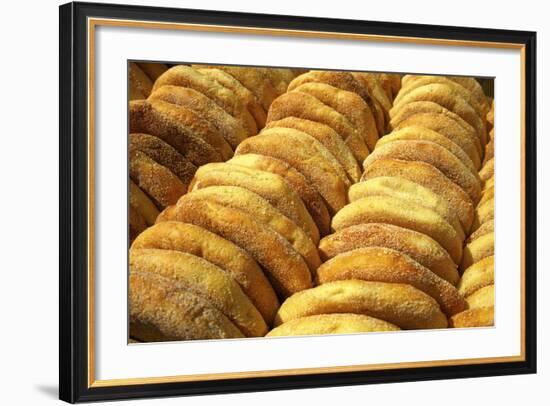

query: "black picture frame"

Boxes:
[59, 1, 537, 403]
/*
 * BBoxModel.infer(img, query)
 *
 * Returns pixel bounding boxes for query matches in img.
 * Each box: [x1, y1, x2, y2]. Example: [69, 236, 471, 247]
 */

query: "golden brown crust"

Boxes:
[129, 62, 153, 100]
[460, 233, 494, 273]
[189, 162, 319, 244]
[147, 99, 233, 160]
[390, 84, 486, 146]
[466, 285, 494, 309]
[275, 280, 448, 330]
[197, 65, 278, 112]
[479, 158, 494, 183]
[472, 197, 495, 232]
[319, 223, 459, 285]
[234, 131, 348, 215]
[227, 154, 331, 237]
[129, 180, 160, 226]
[130, 222, 279, 324]
[316, 247, 466, 316]
[148, 85, 248, 149]
[361, 159, 474, 233]
[266, 313, 399, 337]
[364, 140, 481, 203]
[130, 249, 267, 337]
[450, 306, 494, 328]
[266, 91, 370, 164]
[393, 113, 482, 170]
[397, 76, 486, 121]
[174, 186, 321, 273]
[196, 67, 267, 129]
[390, 101, 481, 158]
[375, 73, 402, 100]
[164, 199, 312, 298]
[153, 65, 258, 135]
[129, 133, 196, 188]
[348, 177, 464, 240]
[332, 195, 463, 264]
[265, 117, 361, 183]
[129, 150, 186, 209]
[130, 270, 244, 341]
[352, 73, 392, 113]
[467, 219, 494, 242]
[458, 256, 494, 297]
[378, 126, 477, 176]
[290, 82, 378, 151]
[129, 100, 220, 166]
[448, 76, 490, 116]
[287, 70, 384, 137]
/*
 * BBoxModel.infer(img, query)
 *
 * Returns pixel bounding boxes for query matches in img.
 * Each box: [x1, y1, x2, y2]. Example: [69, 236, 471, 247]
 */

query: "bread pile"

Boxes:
[128, 64, 299, 241]
[128, 67, 496, 342]
[451, 100, 495, 328]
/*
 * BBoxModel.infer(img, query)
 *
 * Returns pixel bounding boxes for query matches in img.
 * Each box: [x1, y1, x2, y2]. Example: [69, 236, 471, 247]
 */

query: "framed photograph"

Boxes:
[59, 1, 537, 403]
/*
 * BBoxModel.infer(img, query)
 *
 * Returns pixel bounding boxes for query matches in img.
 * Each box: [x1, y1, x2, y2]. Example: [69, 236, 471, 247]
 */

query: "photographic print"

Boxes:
[59, 2, 535, 402]
[127, 64, 496, 342]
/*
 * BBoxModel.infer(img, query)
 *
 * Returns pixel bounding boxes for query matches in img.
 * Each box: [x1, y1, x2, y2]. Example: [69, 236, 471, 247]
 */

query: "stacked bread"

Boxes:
[271, 74, 493, 336]
[451, 100, 495, 328]
[128, 65, 297, 242]
[129, 70, 394, 341]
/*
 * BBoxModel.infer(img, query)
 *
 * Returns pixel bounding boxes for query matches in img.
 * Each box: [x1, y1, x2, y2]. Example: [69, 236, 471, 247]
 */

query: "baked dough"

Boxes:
[129, 62, 153, 100]
[450, 307, 494, 328]
[130, 248, 267, 337]
[130, 270, 244, 341]
[265, 117, 361, 183]
[129, 150, 186, 209]
[227, 154, 331, 237]
[131, 221, 279, 324]
[148, 85, 248, 148]
[466, 285, 494, 309]
[172, 186, 321, 273]
[235, 131, 348, 215]
[196, 67, 267, 129]
[458, 256, 494, 297]
[274, 280, 448, 330]
[348, 176, 465, 240]
[163, 198, 312, 298]
[316, 247, 466, 316]
[189, 162, 319, 244]
[364, 140, 481, 203]
[153, 65, 257, 135]
[129, 133, 196, 188]
[266, 313, 399, 337]
[290, 82, 378, 151]
[266, 91, 370, 163]
[377, 126, 477, 176]
[461, 231, 494, 272]
[129, 179, 160, 226]
[332, 195, 463, 264]
[129, 100, 221, 166]
[319, 223, 459, 285]
[361, 159, 474, 233]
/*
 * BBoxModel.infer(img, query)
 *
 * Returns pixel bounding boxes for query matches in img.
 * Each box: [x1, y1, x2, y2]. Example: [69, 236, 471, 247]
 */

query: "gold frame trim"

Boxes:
[87, 17, 527, 388]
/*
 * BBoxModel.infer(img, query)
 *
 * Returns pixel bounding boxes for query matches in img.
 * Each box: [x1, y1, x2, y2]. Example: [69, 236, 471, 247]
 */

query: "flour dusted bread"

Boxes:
[189, 162, 319, 244]
[161, 198, 312, 298]
[130, 270, 244, 341]
[267, 313, 399, 337]
[148, 85, 248, 148]
[170, 186, 321, 273]
[458, 256, 494, 297]
[227, 154, 331, 236]
[130, 249, 268, 337]
[319, 223, 459, 285]
[332, 195, 463, 264]
[316, 247, 466, 316]
[450, 307, 494, 328]
[274, 280, 448, 330]
[131, 222, 279, 324]
[362, 159, 475, 232]
[266, 91, 370, 163]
